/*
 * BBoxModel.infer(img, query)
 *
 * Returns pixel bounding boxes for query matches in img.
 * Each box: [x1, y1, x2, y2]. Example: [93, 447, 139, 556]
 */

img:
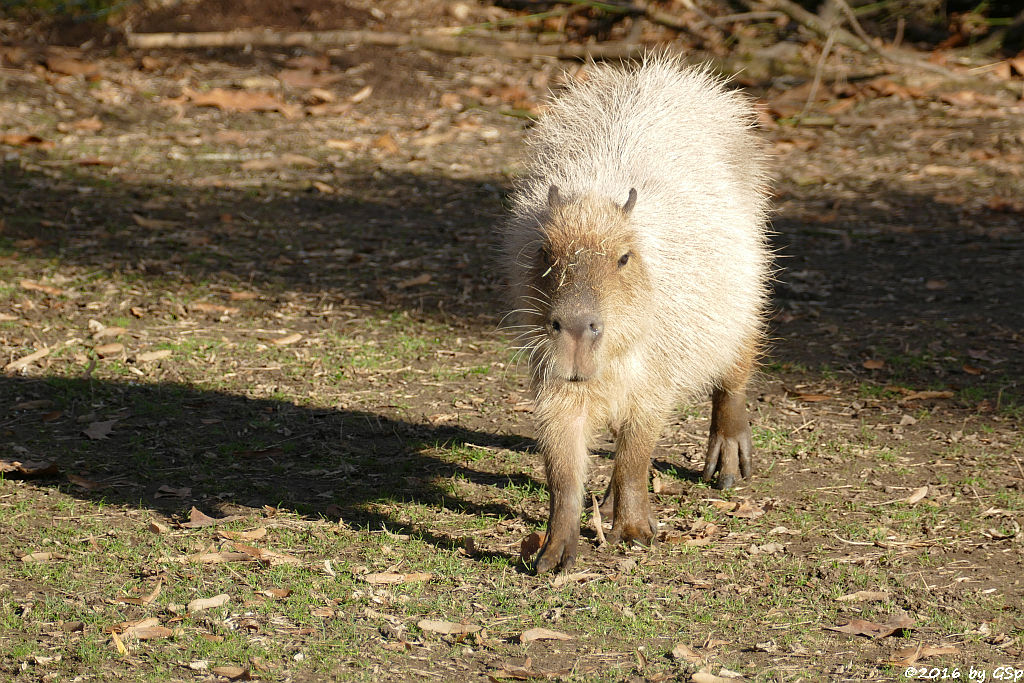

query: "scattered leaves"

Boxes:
[0, 459, 60, 477]
[362, 572, 433, 585]
[825, 612, 913, 638]
[887, 644, 959, 666]
[83, 419, 118, 440]
[519, 627, 573, 643]
[188, 593, 230, 614]
[417, 619, 482, 635]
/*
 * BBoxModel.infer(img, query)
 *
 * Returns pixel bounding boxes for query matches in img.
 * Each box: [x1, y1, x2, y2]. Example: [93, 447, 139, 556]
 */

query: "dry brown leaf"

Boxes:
[372, 133, 400, 154]
[228, 291, 259, 301]
[154, 484, 191, 499]
[230, 541, 302, 566]
[1, 459, 60, 477]
[349, 85, 374, 103]
[83, 419, 117, 440]
[591, 494, 606, 545]
[190, 302, 240, 315]
[272, 333, 302, 346]
[727, 499, 765, 519]
[396, 273, 431, 289]
[46, 55, 99, 76]
[218, 528, 268, 542]
[13, 399, 53, 410]
[520, 531, 545, 561]
[5, 347, 51, 372]
[92, 326, 127, 340]
[825, 612, 913, 638]
[188, 593, 230, 613]
[362, 572, 433, 585]
[118, 580, 162, 606]
[520, 627, 573, 643]
[862, 359, 885, 370]
[417, 619, 482, 635]
[692, 671, 745, 683]
[836, 590, 890, 602]
[671, 642, 704, 663]
[149, 520, 170, 535]
[904, 485, 929, 504]
[94, 343, 124, 358]
[793, 392, 831, 402]
[135, 350, 172, 363]
[902, 390, 954, 401]
[211, 665, 251, 680]
[180, 506, 244, 528]
[183, 86, 300, 118]
[66, 473, 106, 490]
[20, 279, 64, 296]
[20, 551, 64, 563]
[262, 588, 291, 599]
[962, 363, 983, 376]
[1, 133, 55, 149]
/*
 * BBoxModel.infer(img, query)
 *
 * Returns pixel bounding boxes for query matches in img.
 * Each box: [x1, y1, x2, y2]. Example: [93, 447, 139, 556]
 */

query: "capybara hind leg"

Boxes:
[534, 415, 589, 574]
[605, 416, 659, 546]
[703, 351, 755, 490]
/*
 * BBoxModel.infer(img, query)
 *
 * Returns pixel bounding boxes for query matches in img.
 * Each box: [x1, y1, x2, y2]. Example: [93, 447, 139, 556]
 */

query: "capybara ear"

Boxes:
[621, 188, 638, 215]
[548, 184, 562, 209]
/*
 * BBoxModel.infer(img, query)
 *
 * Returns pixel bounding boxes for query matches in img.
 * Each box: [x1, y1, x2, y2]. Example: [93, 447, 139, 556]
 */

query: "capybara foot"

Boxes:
[703, 422, 753, 490]
[534, 534, 578, 574]
[606, 513, 657, 546]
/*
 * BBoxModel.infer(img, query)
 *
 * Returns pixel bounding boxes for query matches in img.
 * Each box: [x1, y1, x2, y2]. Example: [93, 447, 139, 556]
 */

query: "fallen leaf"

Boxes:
[20, 279, 64, 296]
[92, 326, 127, 340]
[887, 643, 959, 666]
[397, 273, 431, 289]
[836, 590, 890, 602]
[111, 630, 127, 656]
[262, 588, 291, 599]
[218, 528, 268, 542]
[904, 485, 929, 504]
[372, 133, 400, 155]
[0, 459, 60, 477]
[5, 347, 51, 372]
[362, 572, 433, 585]
[180, 506, 244, 528]
[183, 86, 299, 118]
[118, 580, 162, 606]
[190, 302, 240, 315]
[671, 642, 703, 663]
[228, 291, 259, 301]
[188, 594, 230, 614]
[149, 520, 170, 535]
[417, 619, 482, 635]
[135, 350, 172, 362]
[862, 359, 885, 370]
[154, 484, 191, 499]
[520, 531, 545, 561]
[727, 499, 765, 519]
[520, 627, 573, 643]
[349, 85, 373, 103]
[46, 55, 99, 76]
[20, 551, 64, 563]
[211, 665, 251, 680]
[902, 390, 954, 401]
[825, 611, 913, 638]
[272, 333, 302, 346]
[925, 278, 948, 290]
[13, 399, 54, 410]
[83, 419, 118, 440]
[962, 363, 983, 375]
[66, 473, 106, 490]
[94, 343, 124, 358]
[230, 541, 302, 566]
[693, 670, 745, 683]
[1, 133, 55, 149]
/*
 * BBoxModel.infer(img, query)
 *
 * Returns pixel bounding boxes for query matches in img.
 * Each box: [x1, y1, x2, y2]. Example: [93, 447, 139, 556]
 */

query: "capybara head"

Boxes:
[512, 185, 651, 384]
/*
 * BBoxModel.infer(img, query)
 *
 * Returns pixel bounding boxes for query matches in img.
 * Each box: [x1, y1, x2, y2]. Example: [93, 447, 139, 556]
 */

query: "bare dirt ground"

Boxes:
[1, 2, 1023, 681]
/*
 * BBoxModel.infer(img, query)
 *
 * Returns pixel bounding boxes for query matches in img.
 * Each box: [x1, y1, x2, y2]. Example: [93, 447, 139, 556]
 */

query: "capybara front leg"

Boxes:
[703, 386, 753, 490]
[534, 416, 589, 574]
[605, 417, 658, 546]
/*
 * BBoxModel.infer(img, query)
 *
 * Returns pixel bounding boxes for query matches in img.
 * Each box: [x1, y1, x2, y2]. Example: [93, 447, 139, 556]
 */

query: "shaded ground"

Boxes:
[1, 4, 1023, 682]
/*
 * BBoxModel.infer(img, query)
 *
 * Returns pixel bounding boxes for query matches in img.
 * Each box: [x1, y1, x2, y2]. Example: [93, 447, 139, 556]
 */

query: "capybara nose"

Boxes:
[551, 314, 603, 341]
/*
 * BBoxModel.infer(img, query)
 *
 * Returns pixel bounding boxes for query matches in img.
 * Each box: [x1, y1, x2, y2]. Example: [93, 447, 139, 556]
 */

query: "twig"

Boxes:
[799, 28, 836, 122]
[126, 28, 650, 60]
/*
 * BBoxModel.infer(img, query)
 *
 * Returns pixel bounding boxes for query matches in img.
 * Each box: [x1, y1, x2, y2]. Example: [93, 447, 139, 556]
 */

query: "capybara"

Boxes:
[500, 55, 772, 573]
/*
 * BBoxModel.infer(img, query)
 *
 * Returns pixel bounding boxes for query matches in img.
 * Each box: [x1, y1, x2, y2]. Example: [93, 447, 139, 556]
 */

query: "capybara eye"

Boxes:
[618, 252, 631, 268]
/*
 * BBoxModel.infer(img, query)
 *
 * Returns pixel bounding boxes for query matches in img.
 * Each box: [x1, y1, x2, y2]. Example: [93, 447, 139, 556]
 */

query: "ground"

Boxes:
[1, 3, 1023, 682]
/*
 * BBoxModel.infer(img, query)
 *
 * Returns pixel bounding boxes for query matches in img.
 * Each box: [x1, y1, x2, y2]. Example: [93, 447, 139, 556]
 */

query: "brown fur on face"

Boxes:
[525, 192, 651, 385]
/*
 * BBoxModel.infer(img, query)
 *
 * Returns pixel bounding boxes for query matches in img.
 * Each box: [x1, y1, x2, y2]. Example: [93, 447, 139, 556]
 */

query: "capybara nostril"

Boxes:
[550, 318, 562, 333]
[588, 319, 603, 337]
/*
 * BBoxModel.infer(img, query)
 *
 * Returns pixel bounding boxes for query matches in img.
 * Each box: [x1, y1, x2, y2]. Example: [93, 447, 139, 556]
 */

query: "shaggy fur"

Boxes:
[501, 54, 771, 573]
